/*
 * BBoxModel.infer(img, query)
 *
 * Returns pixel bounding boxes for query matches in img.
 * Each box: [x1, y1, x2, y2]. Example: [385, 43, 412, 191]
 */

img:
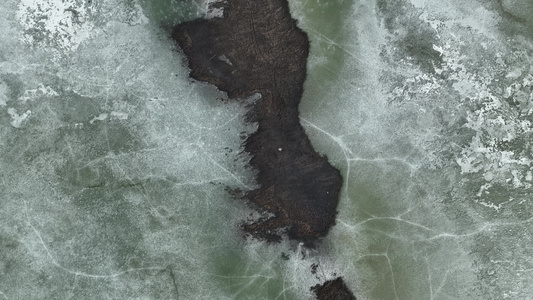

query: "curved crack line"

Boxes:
[304, 26, 373, 73]
[21, 200, 164, 279]
[351, 216, 436, 232]
[300, 117, 353, 157]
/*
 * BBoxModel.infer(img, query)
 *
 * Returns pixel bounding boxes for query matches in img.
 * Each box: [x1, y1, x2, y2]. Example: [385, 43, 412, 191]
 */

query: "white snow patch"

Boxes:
[526, 171, 533, 181]
[218, 54, 233, 66]
[7, 108, 31, 128]
[205, 0, 225, 18]
[475, 199, 501, 211]
[506, 68, 522, 79]
[19, 84, 59, 102]
[455, 72, 533, 188]
[432, 44, 444, 56]
[89, 113, 108, 124]
[16, 0, 100, 52]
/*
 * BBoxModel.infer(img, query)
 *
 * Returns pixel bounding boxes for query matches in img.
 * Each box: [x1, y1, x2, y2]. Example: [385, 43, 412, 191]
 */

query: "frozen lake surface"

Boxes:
[1, 0, 533, 299]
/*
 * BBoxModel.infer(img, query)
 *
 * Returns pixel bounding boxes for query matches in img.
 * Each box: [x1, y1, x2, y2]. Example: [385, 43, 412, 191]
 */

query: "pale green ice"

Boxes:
[1, 0, 533, 299]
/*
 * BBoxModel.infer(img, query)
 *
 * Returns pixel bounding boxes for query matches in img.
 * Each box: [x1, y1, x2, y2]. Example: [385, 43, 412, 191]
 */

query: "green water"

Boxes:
[290, 0, 355, 107]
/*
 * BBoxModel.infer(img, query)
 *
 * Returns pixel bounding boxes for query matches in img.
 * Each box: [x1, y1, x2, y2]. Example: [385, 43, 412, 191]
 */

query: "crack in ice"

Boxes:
[22, 199, 164, 279]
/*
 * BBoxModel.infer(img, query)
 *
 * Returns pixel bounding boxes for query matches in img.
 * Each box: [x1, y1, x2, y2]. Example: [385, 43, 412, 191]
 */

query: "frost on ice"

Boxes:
[16, 0, 99, 52]
[16, 0, 148, 53]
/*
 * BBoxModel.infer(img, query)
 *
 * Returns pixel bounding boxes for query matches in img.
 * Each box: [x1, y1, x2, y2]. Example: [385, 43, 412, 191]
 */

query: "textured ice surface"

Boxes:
[2, 0, 533, 299]
[290, 0, 533, 299]
[0, 0, 263, 299]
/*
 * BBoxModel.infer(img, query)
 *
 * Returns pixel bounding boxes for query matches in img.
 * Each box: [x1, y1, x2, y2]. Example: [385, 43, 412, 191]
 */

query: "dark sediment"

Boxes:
[311, 278, 357, 300]
[170, 0, 342, 243]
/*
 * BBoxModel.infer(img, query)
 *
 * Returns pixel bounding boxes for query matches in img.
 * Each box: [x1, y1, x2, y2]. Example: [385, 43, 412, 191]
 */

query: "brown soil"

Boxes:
[170, 0, 342, 245]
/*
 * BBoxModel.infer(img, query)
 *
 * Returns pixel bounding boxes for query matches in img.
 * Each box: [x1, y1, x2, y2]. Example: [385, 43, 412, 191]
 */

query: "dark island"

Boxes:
[170, 0, 356, 298]
[171, 0, 342, 245]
